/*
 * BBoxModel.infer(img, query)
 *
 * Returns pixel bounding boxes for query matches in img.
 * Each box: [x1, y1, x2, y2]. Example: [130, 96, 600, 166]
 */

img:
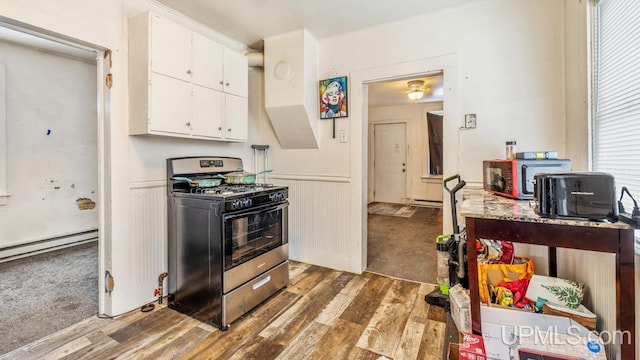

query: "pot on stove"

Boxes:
[221, 169, 272, 185]
[172, 176, 223, 188]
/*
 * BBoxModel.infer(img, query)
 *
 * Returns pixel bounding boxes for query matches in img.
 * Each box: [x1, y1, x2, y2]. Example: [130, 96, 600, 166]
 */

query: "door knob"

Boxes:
[186, 69, 192, 75]
[228, 128, 232, 132]
[218, 126, 222, 131]
[219, 81, 224, 85]
[225, 82, 230, 86]
[402, 169, 406, 172]
[185, 122, 191, 126]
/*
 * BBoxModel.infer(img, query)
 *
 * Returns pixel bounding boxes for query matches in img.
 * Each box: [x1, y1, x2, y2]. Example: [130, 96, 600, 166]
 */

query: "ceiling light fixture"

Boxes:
[406, 80, 425, 100]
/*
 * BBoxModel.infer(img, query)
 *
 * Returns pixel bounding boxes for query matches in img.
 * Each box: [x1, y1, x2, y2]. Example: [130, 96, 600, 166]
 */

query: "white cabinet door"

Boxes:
[223, 49, 248, 97]
[192, 33, 223, 91]
[149, 72, 192, 135]
[192, 85, 224, 138]
[225, 94, 248, 141]
[149, 15, 191, 82]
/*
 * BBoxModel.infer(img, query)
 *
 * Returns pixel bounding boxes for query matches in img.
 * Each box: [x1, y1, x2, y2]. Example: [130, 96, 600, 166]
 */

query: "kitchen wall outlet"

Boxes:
[465, 114, 477, 128]
[340, 129, 348, 143]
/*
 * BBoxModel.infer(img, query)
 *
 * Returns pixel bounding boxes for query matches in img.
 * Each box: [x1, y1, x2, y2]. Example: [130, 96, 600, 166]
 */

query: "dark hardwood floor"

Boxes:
[0, 262, 447, 360]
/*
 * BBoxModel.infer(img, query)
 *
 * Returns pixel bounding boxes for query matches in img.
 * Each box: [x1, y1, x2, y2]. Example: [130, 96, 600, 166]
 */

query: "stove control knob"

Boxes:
[268, 193, 276, 201]
[243, 198, 252, 207]
[232, 199, 242, 209]
[277, 192, 285, 201]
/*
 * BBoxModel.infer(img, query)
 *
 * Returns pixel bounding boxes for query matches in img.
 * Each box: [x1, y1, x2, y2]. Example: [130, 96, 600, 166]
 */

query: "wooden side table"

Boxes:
[461, 190, 635, 359]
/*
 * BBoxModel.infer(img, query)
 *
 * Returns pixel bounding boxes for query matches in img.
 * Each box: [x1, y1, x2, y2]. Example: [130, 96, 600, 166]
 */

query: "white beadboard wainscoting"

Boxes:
[124, 181, 167, 309]
[515, 245, 622, 359]
[124, 176, 355, 310]
[272, 175, 355, 272]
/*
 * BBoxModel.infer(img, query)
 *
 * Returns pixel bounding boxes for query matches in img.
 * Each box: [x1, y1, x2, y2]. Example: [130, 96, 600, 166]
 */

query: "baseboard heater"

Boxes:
[0, 229, 98, 263]
[410, 199, 443, 207]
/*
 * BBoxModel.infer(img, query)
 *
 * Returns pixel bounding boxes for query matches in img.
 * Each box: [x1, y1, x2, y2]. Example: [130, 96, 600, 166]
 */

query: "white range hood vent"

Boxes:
[264, 29, 319, 149]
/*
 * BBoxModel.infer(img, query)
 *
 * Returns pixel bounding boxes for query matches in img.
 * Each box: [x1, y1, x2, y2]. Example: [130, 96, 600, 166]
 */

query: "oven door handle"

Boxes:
[223, 201, 289, 221]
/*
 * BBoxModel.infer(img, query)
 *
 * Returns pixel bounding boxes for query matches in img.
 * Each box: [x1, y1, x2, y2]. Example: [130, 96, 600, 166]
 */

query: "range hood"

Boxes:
[263, 29, 319, 149]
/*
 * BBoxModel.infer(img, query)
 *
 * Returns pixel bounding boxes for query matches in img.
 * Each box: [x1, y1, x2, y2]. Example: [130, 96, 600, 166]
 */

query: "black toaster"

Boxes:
[533, 172, 618, 222]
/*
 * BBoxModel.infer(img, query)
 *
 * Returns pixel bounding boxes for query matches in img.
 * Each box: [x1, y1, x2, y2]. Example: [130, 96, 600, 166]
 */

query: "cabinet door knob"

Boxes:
[228, 128, 232, 132]
[218, 126, 222, 131]
[219, 81, 224, 85]
[225, 82, 230, 86]
[186, 70, 192, 75]
[185, 122, 191, 126]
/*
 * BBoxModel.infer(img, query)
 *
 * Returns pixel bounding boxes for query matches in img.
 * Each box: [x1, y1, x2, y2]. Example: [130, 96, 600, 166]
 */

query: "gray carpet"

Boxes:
[367, 204, 442, 284]
[0, 241, 98, 354]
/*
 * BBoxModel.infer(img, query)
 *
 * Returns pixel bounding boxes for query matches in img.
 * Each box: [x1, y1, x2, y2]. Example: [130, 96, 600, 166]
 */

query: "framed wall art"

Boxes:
[319, 76, 348, 120]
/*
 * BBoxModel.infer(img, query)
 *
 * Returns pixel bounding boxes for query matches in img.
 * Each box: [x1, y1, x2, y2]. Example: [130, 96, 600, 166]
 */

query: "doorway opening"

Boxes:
[0, 18, 110, 353]
[365, 72, 445, 283]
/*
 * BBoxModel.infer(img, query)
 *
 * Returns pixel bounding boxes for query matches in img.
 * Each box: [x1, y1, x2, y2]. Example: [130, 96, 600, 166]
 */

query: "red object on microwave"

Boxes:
[483, 160, 519, 198]
[482, 159, 572, 200]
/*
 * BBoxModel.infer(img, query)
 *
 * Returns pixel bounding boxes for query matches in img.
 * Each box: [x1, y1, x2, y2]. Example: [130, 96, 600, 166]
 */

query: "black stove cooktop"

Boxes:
[167, 156, 288, 212]
[186, 183, 281, 196]
[176, 184, 288, 212]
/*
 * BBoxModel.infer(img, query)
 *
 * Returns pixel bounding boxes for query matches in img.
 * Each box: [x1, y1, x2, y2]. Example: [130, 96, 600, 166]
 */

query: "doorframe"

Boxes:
[371, 121, 409, 204]
[0, 16, 112, 314]
[350, 54, 460, 273]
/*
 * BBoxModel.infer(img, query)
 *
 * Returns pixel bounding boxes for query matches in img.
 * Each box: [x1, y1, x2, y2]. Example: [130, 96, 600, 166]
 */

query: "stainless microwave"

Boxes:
[482, 159, 571, 199]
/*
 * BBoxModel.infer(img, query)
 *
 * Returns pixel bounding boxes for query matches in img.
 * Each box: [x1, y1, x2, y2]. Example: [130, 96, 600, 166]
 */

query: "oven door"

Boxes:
[222, 202, 288, 292]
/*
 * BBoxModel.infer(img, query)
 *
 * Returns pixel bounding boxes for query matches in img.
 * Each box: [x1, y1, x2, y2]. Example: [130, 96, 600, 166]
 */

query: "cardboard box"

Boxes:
[448, 343, 460, 360]
[525, 274, 585, 309]
[480, 305, 606, 360]
[457, 333, 487, 360]
[450, 284, 471, 333]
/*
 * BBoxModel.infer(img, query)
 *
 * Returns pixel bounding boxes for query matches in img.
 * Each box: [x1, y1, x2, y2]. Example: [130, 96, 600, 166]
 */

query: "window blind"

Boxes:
[592, 0, 640, 215]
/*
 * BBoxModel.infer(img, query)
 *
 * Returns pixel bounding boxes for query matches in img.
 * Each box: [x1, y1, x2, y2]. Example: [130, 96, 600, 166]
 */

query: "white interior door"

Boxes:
[374, 123, 407, 204]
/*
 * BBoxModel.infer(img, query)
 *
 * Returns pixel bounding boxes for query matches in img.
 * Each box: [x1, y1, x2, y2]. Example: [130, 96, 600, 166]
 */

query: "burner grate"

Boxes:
[174, 182, 278, 196]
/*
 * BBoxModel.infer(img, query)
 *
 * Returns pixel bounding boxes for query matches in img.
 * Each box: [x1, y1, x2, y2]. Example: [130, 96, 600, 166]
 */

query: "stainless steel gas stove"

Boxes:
[166, 156, 289, 330]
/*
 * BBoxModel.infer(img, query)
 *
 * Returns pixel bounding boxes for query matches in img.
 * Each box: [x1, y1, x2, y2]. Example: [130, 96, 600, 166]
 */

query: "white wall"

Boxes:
[320, 0, 567, 182]
[0, 40, 98, 247]
[259, 0, 568, 273]
[564, 0, 589, 171]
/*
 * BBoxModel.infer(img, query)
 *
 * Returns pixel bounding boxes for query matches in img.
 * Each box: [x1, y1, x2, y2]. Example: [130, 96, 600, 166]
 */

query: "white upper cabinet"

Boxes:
[223, 49, 248, 98]
[128, 12, 248, 142]
[191, 32, 224, 90]
[192, 85, 224, 138]
[149, 72, 192, 135]
[225, 94, 248, 140]
[149, 15, 192, 82]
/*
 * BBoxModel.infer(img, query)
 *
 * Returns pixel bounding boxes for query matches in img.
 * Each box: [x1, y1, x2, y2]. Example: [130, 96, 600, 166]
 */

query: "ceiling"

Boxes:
[368, 73, 444, 107]
[154, 0, 463, 106]
[154, 0, 481, 49]
[2, 1, 458, 106]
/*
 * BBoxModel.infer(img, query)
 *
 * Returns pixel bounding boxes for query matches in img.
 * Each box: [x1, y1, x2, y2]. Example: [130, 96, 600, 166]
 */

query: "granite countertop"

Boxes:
[460, 188, 633, 230]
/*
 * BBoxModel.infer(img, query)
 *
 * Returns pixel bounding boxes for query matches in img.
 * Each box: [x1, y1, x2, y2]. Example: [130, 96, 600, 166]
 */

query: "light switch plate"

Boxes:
[465, 114, 477, 128]
[340, 129, 348, 143]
